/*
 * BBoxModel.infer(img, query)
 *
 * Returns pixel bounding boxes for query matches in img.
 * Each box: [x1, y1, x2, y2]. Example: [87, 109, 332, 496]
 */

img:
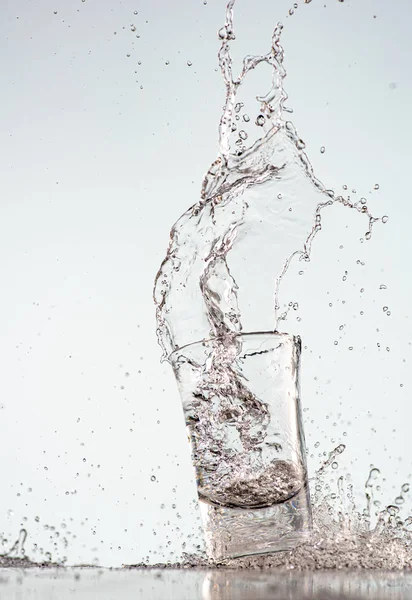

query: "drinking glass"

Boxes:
[170, 331, 311, 560]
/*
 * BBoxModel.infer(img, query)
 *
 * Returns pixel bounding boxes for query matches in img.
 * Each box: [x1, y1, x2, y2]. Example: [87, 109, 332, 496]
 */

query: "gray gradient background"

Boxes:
[1, 0, 411, 567]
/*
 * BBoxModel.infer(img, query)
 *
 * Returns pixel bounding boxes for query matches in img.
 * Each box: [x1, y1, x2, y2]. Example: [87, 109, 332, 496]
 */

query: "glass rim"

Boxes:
[168, 330, 301, 361]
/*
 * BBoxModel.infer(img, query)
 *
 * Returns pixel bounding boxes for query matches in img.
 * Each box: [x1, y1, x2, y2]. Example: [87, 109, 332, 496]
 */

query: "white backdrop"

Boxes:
[0, 0, 411, 566]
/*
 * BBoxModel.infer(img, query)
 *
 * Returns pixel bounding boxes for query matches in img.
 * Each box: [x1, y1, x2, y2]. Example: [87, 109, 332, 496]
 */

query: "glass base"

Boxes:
[199, 485, 312, 561]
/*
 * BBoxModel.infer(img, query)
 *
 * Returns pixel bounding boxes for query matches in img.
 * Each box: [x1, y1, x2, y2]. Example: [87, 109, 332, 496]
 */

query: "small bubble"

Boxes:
[187, 60, 193, 67]
[238, 130, 248, 140]
[343, 184, 348, 190]
[365, 231, 371, 240]
[277, 193, 282, 199]
[379, 284, 387, 290]
[243, 114, 250, 122]
[165, 60, 170, 66]
[53, 10, 58, 14]
[332, 462, 338, 469]
[203, 0, 207, 4]
[289, 8, 294, 15]
[320, 146, 325, 154]
[130, 25, 136, 32]
[387, 505, 399, 516]
[402, 484, 410, 493]
[374, 183, 380, 190]
[382, 215, 388, 224]
[256, 114, 265, 126]
[383, 306, 388, 312]
[348, 346, 353, 351]
[360, 197, 367, 205]
[133, 10, 138, 15]
[150, 475, 156, 482]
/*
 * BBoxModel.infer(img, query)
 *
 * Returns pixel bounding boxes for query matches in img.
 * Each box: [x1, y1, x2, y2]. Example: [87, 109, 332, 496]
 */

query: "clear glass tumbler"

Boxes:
[170, 331, 311, 561]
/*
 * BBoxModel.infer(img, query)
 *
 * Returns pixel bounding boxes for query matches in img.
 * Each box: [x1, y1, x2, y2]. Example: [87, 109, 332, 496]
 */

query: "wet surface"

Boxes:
[1, 567, 412, 599]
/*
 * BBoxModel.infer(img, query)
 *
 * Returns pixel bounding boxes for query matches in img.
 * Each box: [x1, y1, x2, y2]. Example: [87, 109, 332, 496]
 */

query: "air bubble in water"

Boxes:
[320, 146, 325, 153]
[255, 114, 265, 126]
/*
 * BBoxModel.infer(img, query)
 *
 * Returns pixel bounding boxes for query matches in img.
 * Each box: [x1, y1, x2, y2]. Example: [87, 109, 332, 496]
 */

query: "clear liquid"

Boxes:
[153, 0, 389, 567]
[153, 1, 382, 361]
[153, 0, 382, 520]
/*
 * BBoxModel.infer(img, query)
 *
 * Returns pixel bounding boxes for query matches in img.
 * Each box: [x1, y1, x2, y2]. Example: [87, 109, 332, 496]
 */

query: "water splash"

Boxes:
[130, 454, 412, 571]
[153, 0, 382, 361]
